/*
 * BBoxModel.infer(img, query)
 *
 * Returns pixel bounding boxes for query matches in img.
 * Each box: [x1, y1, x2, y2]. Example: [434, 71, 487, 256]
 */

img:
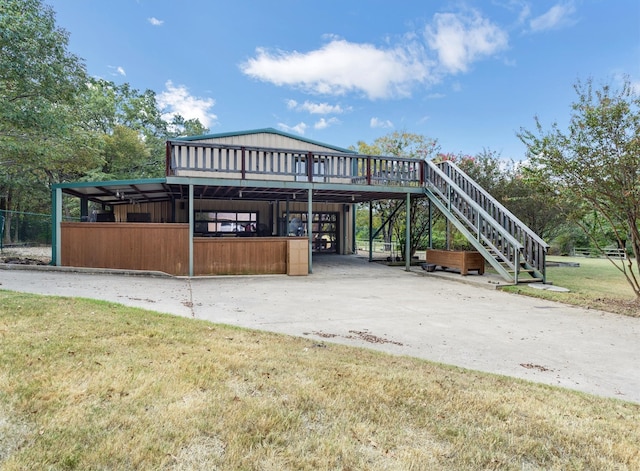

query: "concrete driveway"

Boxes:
[1, 255, 638, 403]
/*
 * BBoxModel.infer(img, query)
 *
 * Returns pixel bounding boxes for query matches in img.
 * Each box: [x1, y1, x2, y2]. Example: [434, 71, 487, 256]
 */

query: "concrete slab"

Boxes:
[1, 255, 638, 403]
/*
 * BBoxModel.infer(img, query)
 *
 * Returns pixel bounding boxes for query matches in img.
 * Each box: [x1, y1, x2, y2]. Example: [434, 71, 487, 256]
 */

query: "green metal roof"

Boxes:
[53, 178, 175, 206]
[173, 127, 356, 154]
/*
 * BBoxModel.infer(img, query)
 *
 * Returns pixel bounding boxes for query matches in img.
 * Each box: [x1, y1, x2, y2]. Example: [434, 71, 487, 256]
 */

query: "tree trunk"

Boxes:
[2, 191, 12, 245]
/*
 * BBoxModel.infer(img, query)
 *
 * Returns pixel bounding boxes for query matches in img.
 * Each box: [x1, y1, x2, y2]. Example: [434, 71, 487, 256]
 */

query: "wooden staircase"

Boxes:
[423, 160, 549, 284]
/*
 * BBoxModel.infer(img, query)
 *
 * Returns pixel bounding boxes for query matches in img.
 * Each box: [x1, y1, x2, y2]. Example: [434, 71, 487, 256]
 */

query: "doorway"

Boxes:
[284, 211, 338, 253]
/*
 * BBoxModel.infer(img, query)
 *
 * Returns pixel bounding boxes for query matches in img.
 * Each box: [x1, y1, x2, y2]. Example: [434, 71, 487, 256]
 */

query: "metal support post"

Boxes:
[188, 184, 194, 277]
[405, 192, 411, 271]
[308, 189, 313, 274]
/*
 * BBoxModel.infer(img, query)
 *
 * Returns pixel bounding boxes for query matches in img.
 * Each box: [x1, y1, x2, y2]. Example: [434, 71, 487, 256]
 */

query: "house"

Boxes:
[52, 128, 548, 282]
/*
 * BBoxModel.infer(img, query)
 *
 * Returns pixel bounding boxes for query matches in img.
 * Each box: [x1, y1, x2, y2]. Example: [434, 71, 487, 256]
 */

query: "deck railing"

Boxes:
[167, 141, 423, 186]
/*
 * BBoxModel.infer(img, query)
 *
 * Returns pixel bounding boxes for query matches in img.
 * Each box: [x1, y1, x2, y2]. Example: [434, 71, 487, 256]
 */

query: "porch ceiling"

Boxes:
[60, 179, 425, 205]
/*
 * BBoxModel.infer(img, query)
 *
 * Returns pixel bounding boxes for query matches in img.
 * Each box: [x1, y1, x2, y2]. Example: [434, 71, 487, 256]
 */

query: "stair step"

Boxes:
[518, 278, 544, 284]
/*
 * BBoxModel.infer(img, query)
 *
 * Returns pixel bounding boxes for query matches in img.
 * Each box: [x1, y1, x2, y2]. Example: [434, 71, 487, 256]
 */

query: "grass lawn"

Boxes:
[1, 291, 639, 470]
[502, 256, 640, 317]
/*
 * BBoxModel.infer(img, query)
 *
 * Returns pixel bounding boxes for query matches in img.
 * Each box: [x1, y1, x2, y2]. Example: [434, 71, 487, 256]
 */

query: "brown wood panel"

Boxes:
[426, 249, 485, 275]
[113, 201, 172, 223]
[194, 237, 291, 275]
[61, 223, 189, 275]
[61, 223, 306, 276]
[287, 238, 309, 275]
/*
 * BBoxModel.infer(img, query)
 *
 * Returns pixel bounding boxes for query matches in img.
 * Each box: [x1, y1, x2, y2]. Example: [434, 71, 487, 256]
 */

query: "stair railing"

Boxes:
[434, 160, 548, 281]
[424, 160, 524, 282]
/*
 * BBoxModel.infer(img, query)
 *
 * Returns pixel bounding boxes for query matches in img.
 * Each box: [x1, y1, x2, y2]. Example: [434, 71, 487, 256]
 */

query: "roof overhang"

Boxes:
[53, 178, 178, 206]
[54, 177, 425, 206]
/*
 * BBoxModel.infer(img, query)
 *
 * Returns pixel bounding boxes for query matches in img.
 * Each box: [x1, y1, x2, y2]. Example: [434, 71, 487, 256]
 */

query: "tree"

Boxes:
[355, 131, 439, 258]
[78, 79, 210, 181]
[78, 78, 168, 179]
[519, 77, 640, 300]
[168, 114, 210, 138]
[0, 0, 93, 242]
[0, 0, 86, 139]
[0, 0, 211, 242]
[501, 165, 567, 242]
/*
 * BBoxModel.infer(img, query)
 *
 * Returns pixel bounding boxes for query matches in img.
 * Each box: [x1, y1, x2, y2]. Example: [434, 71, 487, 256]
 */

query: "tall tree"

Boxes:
[440, 150, 566, 241]
[168, 114, 210, 138]
[519, 77, 640, 300]
[0, 0, 86, 140]
[78, 79, 210, 180]
[0, 0, 94, 242]
[355, 131, 439, 258]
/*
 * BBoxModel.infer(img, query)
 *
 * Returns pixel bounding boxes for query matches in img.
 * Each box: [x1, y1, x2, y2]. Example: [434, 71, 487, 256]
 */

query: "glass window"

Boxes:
[194, 211, 257, 235]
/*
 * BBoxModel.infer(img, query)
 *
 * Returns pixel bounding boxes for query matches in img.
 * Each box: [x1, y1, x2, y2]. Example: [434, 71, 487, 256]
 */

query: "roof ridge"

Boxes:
[173, 127, 355, 153]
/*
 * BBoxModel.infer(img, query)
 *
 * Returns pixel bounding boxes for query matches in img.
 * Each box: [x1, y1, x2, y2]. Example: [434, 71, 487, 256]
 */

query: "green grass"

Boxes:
[502, 256, 639, 317]
[1, 291, 639, 470]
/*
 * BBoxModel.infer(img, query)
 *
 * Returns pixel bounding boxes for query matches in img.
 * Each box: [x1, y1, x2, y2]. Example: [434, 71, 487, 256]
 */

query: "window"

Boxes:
[295, 159, 326, 182]
[194, 211, 258, 235]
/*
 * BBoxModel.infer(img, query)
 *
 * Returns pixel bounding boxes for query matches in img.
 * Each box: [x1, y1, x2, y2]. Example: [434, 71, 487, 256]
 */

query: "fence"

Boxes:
[0, 210, 52, 250]
[572, 247, 627, 259]
[355, 238, 403, 253]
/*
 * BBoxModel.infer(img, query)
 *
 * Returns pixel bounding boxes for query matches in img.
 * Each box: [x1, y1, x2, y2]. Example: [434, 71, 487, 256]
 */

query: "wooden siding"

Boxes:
[61, 223, 189, 275]
[113, 201, 173, 223]
[193, 132, 341, 153]
[61, 224, 308, 276]
[194, 237, 296, 275]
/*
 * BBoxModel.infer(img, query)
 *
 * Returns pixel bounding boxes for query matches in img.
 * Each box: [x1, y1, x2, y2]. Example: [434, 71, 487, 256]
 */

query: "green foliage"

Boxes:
[355, 131, 439, 258]
[0, 0, 211, 241]
[0, 0, 98, 242]
[168, 114, 210, 138]
[519, 76, 640, 298]
[0, 0, 86, 138]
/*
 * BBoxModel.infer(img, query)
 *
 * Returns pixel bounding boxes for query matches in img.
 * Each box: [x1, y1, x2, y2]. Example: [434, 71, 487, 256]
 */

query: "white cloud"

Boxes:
[240, 9, 511, 100]
[516, 2, 532, 25]
[314, 117, 340, 130]
[370, 117, 394, 129]
[425, 10, 509, 74]
[148, 17, 164, 26]
[241, 39, 431, 100]
[286, 99, 348, 114]
[529, 2, 577, 32]
[108, 65, 126, 77]
[157, 80, 217, 127]
[278, 122, 308, 135]
[286, 99, 298, 110]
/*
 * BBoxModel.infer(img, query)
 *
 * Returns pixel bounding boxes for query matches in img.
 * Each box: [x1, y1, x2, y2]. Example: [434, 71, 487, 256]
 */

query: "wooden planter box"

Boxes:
[425, 249, 485, 275]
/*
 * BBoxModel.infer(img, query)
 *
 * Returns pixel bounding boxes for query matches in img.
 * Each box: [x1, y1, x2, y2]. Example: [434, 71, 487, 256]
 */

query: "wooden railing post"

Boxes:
[307, 152, 313, 182]
[165, 141, 172, 176]
[241, 146, 246, 180]
[366, 156, 371, 185]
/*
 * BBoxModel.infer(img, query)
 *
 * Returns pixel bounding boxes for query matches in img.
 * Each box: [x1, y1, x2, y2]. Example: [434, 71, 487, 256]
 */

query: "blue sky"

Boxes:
[51, 0, 639, 159]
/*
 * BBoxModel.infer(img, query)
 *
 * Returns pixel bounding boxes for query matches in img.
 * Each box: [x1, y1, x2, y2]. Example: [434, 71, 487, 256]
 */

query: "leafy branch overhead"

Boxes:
[519, 77, 640, 299]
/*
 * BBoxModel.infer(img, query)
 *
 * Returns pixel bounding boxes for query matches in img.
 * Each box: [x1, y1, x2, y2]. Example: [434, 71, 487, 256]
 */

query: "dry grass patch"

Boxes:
[1, 290, 638, 470]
